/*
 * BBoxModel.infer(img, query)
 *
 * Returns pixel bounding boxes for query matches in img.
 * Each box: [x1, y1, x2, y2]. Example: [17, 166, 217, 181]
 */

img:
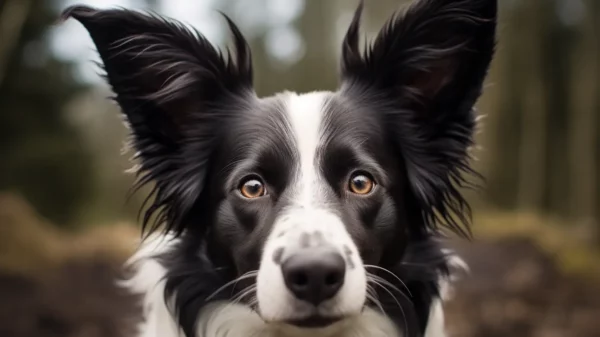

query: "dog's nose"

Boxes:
[281, 247, 345, 305]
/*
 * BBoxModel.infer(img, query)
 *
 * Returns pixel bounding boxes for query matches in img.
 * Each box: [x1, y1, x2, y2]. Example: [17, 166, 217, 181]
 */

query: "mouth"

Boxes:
[285, 315, 343, 328]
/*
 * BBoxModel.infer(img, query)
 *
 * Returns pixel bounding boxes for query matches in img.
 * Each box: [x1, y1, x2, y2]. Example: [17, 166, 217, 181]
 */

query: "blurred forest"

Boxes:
[0, 0, 598, 230]
[0, 0, 599, 337]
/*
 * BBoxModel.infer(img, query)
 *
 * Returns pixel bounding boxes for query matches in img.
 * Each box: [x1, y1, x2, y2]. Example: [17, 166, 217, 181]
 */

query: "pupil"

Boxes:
[353, 177, 366, 189]
[247, 181, 261, 194]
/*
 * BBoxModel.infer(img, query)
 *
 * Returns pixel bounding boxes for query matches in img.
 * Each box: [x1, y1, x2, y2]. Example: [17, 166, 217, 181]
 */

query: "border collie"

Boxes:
[62, 0, 496, 336]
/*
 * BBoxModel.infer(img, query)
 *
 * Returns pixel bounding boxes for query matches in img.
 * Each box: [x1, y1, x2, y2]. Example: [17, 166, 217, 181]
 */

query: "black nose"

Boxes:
[281, 247, 346, 305]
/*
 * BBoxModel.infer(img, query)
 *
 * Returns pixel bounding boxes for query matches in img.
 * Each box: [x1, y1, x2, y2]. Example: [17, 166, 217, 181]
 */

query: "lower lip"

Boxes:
[285, 315, 343, 328]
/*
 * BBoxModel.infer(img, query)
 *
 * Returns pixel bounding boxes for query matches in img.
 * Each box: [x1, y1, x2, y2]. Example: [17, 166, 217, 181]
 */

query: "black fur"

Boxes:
[341, 0, 497, 238]
[61, 5, 256, 236]
[62, 1, 496, 336]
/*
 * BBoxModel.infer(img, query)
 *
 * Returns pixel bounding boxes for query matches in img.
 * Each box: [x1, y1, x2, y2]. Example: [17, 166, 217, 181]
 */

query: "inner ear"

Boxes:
[406, 57, 457, 101]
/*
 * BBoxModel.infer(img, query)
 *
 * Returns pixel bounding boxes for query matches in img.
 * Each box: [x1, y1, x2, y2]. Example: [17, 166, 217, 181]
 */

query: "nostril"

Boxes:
[291, 271, 309, 288]
[325, 271, 342, 287]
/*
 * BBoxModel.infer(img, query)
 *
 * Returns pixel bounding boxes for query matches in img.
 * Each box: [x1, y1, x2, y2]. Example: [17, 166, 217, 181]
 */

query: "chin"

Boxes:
[61, 1, 497, 336]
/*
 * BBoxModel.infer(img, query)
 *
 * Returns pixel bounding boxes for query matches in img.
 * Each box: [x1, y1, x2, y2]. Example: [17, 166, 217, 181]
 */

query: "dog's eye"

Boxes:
[348, 172, 375, 195]
[239, 177, 267, 198]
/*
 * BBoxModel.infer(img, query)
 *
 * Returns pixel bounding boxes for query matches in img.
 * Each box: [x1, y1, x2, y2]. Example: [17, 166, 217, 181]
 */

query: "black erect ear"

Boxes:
[62, 6, 254, 235]
[341, 0, 497, 237]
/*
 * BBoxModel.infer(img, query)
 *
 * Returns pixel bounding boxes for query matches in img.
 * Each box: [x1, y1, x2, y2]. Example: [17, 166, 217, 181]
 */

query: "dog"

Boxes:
[62, 0, 496, 336]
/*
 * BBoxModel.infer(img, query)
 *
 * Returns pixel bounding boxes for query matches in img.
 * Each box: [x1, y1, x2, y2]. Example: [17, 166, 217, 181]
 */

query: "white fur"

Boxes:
[121, 233, 464, 337]
[121, 233, 400, 337]
[424, 300, 445, 337]
[439, 249, 470, 301]
[424, 251, 470, 337]
[256, 208, 368, 321]
[120, 234, 182, 337]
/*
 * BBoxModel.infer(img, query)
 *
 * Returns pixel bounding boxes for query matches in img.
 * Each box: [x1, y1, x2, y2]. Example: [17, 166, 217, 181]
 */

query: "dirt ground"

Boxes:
[0, 258, 140, 337]
[447, 238, 600, 337]
[1, 237, 599, 337]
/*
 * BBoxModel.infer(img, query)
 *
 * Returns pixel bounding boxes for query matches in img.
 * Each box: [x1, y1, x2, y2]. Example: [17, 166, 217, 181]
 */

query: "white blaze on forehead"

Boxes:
[283, 91, 330, 205]
[256, 91, 367, 322]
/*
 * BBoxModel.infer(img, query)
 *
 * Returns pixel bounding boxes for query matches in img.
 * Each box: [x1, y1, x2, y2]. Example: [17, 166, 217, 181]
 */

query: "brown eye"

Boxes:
[348, 172, 375, 195]
[239, 177, 266, 198]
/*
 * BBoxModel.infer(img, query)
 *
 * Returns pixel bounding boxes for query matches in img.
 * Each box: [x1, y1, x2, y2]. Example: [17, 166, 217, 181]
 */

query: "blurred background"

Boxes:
[0, 0, 598, 336]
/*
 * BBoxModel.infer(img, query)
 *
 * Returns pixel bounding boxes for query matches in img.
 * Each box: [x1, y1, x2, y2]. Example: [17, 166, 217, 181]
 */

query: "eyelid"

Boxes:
[350, 167, 384, 189]
[351, 151, 388, 188]
[226, 163, 261, 192]
[237, 174, 263, 187]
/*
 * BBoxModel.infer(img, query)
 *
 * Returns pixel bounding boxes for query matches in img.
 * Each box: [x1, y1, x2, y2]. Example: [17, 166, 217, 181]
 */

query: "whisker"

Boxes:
[222, 285, 257, 315]
[231, 285, 257, 304]
[367, 273, 411, 300]
[366, 284, 377, 297]
[364, 265, 412, 296]
[205, 270, 258, 302]
[247, 297, 258, 308]
[367, 275, 408, 304]
[368, 278, 408, 337]
[365, 285, 385, 314]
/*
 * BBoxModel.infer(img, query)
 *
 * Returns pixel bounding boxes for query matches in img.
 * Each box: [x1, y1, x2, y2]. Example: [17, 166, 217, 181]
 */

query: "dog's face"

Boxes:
[213, 90, 400, 325]
[64, 0, 496, 335]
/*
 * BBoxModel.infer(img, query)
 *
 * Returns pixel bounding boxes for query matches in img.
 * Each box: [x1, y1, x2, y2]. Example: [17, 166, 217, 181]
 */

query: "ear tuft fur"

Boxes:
[63, 5, 255, 237]
[341, 0, 364, 75]
[341, 0, 497, 238]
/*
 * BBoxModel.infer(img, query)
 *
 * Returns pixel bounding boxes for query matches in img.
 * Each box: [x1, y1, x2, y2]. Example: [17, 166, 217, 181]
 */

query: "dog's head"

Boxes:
[64, 0, 496, 335]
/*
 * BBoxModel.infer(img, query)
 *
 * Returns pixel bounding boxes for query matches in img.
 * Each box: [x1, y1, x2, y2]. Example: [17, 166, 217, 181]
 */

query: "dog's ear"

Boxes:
[62, 6, 254, 235]
[340, 0, 497, 236]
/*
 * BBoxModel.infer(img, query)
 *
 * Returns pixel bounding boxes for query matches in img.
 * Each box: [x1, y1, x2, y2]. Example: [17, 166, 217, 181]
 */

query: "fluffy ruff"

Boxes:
[121, 233, 466, 337]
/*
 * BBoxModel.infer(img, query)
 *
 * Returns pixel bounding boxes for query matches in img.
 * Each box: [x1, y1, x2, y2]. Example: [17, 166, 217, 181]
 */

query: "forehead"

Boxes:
[279, 90, 385, 154]
[227, 91, 331, 161]
[284, 91, 330, 164]
[223, 91, 387, 181]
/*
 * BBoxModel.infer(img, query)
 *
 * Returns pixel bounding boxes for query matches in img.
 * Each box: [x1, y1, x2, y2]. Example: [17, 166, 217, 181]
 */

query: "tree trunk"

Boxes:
[516, 0, 547, 212]
[568, 1, 598, 228]
[0, 0, 33, 85]
[538, 4, 572, 218]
